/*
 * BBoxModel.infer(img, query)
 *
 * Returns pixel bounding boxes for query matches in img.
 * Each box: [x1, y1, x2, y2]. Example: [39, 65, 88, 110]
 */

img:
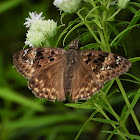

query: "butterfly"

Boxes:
[13, 40, 131, 101]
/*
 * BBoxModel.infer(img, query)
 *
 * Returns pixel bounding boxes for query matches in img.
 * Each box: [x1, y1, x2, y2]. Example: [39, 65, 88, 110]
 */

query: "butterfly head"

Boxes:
[69, 39, 81, 50]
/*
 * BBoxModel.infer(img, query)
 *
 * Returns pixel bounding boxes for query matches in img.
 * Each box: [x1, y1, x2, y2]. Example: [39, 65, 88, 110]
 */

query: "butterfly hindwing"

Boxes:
[28, 57, 66, 101]
[70, 58, 103, 101]
[80, 50, 131, 84]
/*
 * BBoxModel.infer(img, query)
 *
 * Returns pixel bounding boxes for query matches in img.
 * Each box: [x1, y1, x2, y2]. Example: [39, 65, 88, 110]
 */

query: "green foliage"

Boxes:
[0, 0, 22, 14]
[0, 0, 140, 140]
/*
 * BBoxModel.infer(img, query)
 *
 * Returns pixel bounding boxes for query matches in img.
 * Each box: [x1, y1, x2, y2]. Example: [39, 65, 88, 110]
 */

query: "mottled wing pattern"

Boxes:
[80, 50, 131, 84]
[70, 59, 103, 101]
[28, 58, 66, 101]
[13, 47, 65, 79]
[13, 47, 66, 101]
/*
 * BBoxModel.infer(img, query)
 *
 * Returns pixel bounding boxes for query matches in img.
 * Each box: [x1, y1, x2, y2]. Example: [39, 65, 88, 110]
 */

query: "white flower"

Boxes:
[25, 30, 45, 47]
[24, 12, 57, 47]
[53, 0, 81, 13]
[44, 19, 57, 37]
[53, 0, 66, 5]
[29, 19, 57, 38]
[24, 11, 45, 28]
[117, 0, 130, 9]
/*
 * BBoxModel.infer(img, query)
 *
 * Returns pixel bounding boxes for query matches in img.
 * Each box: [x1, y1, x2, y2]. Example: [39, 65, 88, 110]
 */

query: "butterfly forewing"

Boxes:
[80, 50, 131, 84]
[13, 47, 66, 101]
[13, 47, 66, 79]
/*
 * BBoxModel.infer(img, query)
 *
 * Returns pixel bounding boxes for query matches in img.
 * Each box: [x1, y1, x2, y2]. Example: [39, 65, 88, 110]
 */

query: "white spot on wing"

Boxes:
[107, 66, 111, 70]
[23, 49, 29, 57]
[30, 59, 34, 65]
[101, 66, 105, 71]
[25, 59, 30, 63]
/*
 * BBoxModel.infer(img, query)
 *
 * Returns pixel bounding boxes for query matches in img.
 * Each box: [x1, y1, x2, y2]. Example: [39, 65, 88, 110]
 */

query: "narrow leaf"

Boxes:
[103, 131, 140, 140]
[0, 0, 22, 14]
[91, 118, 119, 125]
[0, 88, 45, 111]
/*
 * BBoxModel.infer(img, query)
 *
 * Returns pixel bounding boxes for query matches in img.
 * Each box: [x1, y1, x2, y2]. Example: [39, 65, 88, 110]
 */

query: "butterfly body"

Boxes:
[13, 40, 131, 101]
[64, 40, 81, 94]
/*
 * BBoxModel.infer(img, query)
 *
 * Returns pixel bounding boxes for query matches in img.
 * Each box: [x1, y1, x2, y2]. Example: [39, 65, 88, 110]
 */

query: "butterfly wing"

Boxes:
[28, 57, 66, 101]
[80, 50, 131, 84]
[70, 50, 131, 101]
[70, 57, 103, 101]
[13, 47, 66, 79]
[13, 47, 66, 101]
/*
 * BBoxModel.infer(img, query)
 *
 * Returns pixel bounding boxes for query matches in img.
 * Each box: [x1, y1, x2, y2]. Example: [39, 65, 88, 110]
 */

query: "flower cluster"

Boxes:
[24, 12, 57, 47]
[24, 0, 130, 47]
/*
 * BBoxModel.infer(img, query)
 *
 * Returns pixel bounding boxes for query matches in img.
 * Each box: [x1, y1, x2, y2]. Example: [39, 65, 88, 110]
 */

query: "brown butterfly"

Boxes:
[13, 40, 131, 101]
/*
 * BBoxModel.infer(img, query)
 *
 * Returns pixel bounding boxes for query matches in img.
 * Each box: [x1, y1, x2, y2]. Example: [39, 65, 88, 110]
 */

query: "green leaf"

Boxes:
[120, 79, 140, 85]
[80, 43, 100, 50]
[111, 9, 140, 46]
[107, 22, 119, 37]
[0, 0, 22, 14]
[120, 105, 128, 121]
[128, 92, 140, 98]
[63, 21, 92, 46]
[129, 57, 140, 63]
[60, 12, 69, 25]
[65, 102, 93, 109]
[107, 126, 120, 140]
[103, 80, 115, 95]
[106, 89, 119, 99]
[91, 118, 119, 125]
[0, 113, 84, 131]
[93, 18, 103, 29]
[129, 2, 140, 9]
[74, 111, 97, 140]
[55, 21, 75, 47]
[0, 88, 45, 111]
[122, 89, 140, 123]
[111, 23, 140, 46]
[103, 131, 140, 140]
[125, 73, 140, 82]
[85, 6, 101, 20]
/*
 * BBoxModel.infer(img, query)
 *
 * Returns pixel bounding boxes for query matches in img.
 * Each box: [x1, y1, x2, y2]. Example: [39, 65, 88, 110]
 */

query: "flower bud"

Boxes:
[117, 0, 130, 9]
[53, 0, 81, 13]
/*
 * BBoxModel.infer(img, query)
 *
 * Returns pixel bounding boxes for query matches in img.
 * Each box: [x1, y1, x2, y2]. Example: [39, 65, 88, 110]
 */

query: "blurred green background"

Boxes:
[0, 0, 140, 140]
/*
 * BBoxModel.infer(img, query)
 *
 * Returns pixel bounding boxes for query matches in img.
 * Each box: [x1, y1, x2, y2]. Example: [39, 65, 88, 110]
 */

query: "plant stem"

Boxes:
[102, 22, 111, 52]
[103, 96, 133, 140]
[97, 28, 106, 51]
[103, 97, 120, 121]
[74, 111, 97, 140]
[91, 1, 108, 51]
[116, 78, 140, 133]
[94, 103, 127, 140]
[107, 8, 121, 21]
[106, 0, 112, 9]
[76, 12, 101, 44]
